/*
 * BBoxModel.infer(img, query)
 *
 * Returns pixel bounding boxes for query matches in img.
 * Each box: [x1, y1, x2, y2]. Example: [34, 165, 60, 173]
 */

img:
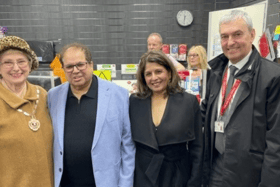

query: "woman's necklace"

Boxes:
[1, 79, 40, 131]
[17, 87, 41, 131]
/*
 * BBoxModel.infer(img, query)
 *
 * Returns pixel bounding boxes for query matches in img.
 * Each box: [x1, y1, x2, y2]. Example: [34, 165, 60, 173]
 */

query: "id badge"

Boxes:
[215, 121, 224, 133]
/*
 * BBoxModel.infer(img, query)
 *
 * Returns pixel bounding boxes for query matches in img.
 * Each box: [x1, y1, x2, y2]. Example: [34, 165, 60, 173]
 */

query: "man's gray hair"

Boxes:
[219, 10, 253, 31]
[147, 33, 163, 43]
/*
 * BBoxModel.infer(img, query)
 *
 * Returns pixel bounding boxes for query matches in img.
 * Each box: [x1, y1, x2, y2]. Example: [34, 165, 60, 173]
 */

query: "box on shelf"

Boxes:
[170, 44, 178, 60]
[162, 44, 170, 54]
[178, 44, 187, 61]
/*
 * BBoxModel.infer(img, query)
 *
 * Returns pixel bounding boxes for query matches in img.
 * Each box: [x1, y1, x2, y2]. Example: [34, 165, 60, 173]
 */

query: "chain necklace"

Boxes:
[0, 79, 40, 131]
[17, 87, 41, 131]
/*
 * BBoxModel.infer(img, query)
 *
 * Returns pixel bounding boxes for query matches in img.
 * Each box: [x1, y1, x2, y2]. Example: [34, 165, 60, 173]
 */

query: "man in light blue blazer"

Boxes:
[48, 43, 135, 187]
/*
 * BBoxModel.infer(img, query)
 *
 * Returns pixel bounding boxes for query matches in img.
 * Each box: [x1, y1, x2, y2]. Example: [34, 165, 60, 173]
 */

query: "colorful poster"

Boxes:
[273, 25, 280, 41]
[185, 76, 200, 95]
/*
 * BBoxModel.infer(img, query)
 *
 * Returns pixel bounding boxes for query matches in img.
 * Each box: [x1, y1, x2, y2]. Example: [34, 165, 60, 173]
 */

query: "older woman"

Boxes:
[0, 36, 53, 186]
[130, 50, 203, 187]
[187, 45, 208, 70]
[186, 45, 210, 100]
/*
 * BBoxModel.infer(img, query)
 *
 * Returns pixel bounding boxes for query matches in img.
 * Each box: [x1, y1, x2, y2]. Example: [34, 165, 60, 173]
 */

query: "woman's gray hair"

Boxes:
[219, 10, 253, 31]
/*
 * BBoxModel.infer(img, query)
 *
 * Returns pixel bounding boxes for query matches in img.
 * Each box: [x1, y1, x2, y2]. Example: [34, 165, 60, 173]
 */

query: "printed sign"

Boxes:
[93, 70, 111, 81]
[96, 64, 116, 78]
[121, 64, 138, 74]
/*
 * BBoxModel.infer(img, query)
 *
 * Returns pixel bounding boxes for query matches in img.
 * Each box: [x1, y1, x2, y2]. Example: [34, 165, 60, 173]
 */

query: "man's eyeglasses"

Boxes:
[0, 60, 29, 69]
[187, 54, 199, 58]
[64, 61, 89, 73]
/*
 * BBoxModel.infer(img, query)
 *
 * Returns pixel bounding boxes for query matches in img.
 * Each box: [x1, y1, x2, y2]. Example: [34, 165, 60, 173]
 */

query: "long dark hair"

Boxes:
[135, 50, 183, 98]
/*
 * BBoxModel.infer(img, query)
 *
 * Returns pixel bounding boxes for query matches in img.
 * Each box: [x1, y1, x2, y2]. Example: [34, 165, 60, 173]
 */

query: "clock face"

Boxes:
[177, 10, 193, 26]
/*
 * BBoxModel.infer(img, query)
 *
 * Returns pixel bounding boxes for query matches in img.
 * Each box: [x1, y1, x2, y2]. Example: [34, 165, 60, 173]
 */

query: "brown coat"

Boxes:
[0, 81, 53, 187]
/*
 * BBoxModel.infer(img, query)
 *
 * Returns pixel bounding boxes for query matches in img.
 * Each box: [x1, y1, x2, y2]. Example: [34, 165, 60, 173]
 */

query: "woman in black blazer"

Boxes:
[130, 50, 203, 187]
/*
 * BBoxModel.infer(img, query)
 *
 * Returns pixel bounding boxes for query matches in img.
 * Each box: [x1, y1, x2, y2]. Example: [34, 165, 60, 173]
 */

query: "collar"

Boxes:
[0, 81, 39, 109]
[68, 75, 98, 99]
[209, 45, 261, 84]
[228, 50, 252, 71]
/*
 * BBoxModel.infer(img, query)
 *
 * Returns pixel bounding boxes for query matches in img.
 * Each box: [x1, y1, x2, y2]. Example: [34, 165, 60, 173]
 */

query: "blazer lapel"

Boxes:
[140, 97, 159, 150]
[235, 80, 251, 110]
[56, 83, 69, 150]
[130, 95, 159, 151]
[92, 78, 110, 150]
[223, 59, 255, 128]
[223, 82, 248, 128]
[233, 53, 256, 112]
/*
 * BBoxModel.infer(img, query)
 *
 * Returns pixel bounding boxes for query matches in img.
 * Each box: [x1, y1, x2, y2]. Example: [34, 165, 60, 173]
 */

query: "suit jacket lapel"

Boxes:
[130, 96, 159, 151]
[235, 80, 251, 109]
[223, 63, 254, 127]
[57, 83, 69, 150]
[223, 82, 248, 128]
[92, 78, 110, 150]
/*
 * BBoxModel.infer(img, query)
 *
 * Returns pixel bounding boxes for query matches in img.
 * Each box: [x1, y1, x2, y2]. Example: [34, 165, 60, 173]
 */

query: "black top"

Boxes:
[130, 92, 203, 187]
[155, 121, 192, 187]
[61, 76, 98, 187]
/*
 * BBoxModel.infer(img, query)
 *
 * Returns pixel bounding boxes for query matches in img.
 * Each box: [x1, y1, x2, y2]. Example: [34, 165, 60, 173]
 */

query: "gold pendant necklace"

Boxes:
[17, 87, 41, 131]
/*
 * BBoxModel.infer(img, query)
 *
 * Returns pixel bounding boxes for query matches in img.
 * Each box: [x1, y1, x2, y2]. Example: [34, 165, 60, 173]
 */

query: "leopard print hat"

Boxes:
[0, 36, 39, 71]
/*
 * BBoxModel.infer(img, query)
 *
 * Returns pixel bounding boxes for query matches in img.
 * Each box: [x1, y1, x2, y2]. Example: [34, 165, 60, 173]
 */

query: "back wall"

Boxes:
[0, 0, 225, 67]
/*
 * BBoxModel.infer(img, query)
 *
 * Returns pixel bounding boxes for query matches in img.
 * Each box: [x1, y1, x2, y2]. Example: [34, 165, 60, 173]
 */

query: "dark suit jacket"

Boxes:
[130, 92, 203, 187]
[201, 46, 280, 187]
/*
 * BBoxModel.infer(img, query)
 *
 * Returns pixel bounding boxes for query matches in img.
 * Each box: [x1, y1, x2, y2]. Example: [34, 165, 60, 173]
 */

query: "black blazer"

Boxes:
[129, 92, 203, 187]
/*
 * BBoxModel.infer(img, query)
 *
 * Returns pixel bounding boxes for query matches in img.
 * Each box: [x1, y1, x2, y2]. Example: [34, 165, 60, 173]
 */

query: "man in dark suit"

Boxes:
[202, 10, 280, 187]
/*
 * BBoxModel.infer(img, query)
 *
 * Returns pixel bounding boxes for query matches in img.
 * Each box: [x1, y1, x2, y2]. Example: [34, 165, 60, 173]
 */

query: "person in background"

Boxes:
[202, 10, 280, 187]
[48, 43, 135, 187]
[130, 50, 203, 187]
[187, 45, 210, 100]
[187, 45, 208, 70]
[146, 32, 185, 71]
[0, 36, 53, 187]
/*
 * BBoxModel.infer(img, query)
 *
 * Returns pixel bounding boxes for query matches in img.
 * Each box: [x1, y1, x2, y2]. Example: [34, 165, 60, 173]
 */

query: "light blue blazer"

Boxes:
[48, 77, 135, 187]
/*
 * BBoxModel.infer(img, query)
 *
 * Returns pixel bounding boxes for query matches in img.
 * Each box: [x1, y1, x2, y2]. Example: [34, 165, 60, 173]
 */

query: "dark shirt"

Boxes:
[61, 76, 98, 187]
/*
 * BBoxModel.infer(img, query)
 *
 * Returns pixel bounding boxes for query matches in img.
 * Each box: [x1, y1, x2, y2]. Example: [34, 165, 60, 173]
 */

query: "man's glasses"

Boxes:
[187, 54, 199, 58]
[0, 60, 29, 69]
[64, 61, 89, 73]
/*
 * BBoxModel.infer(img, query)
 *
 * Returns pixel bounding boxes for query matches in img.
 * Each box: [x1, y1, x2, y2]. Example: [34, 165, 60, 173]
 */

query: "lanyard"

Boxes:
[220, 67, 241, 116]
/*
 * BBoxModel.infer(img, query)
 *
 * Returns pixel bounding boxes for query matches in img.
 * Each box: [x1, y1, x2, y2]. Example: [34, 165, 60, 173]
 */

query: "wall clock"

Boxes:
[176, 10, 193, 27]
